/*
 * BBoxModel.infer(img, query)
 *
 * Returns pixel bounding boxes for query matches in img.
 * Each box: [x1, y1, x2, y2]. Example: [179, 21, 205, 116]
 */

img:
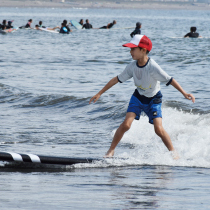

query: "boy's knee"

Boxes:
[121, 121, 131, 132]
[154, 125, 164, 137]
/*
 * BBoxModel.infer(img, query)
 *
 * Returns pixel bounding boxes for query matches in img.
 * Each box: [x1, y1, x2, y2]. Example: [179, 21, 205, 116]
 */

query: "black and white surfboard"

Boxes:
[0, 152, 99, 165]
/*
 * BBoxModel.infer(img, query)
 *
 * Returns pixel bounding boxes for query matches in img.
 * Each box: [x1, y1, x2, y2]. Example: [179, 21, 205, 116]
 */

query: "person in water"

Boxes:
[184, 27, 200, 38]
[79, 19, 84, 26]
[1, 20, 7, 30]
[63, 20, 72, 32]
[130, 22, 141, 38]
[25, 19, 33, 28]
[38, 21, 46, 28]
[59, 22, 69, 34]
[6, 20, 14, 29]
[19, 19, 33, 29]
[82, 19, 93, 29]
[35, 24, 60, 31]
[99, 20, 116, 29]
[89, 35, 195, 159]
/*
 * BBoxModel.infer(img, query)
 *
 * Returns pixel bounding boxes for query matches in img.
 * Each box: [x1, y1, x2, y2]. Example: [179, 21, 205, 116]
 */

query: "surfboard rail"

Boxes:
[0, 152, 99, 165]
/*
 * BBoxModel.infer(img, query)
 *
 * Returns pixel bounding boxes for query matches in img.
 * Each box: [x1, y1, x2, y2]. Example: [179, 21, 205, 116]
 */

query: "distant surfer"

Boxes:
[35, 24, 59, 31]
[82, 19, 93, 29]
[25, 19, 33, 28]
[130, 22, 141, 38]
[59, 22, 69, 34]
[184, 27, 200, 38]
[19, 19, 33, 29]
[63, 20, 72, 32]
[6, 20, 14, 29]
[38, 21, 46, 28]
[79, 19, 84, 26]
[99, 20, 116, 29]
[1, 20, 7, 30]
[89, 35, 195, 159]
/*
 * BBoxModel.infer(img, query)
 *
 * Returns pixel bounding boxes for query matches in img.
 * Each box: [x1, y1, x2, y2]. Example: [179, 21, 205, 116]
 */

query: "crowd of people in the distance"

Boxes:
[1, 18, 202, 38]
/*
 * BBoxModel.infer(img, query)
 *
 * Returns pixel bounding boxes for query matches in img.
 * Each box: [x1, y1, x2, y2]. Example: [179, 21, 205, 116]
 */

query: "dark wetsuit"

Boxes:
[59, 26, 69, 34]
[1, 24, 6, 30]
[82, 23, 92, 29]
[130, 28, 141, 38]
[25, 22, 31, 28]
[184, 32, 199, 38]
[100, 22, 114, 29]
[65, 25, 71, 32]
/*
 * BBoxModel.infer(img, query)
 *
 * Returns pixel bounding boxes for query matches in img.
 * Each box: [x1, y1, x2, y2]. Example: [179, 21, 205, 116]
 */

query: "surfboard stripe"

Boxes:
[27, 154, 41, 163]
[0, 152, 99, 165]
[8, 152, 23, 162]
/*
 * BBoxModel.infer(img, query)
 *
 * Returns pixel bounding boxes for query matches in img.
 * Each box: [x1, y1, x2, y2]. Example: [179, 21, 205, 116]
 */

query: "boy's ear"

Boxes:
[142, 48, 147, 53]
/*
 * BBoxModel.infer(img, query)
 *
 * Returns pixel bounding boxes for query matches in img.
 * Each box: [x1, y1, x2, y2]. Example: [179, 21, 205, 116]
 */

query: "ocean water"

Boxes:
[1, 7, 210, 210]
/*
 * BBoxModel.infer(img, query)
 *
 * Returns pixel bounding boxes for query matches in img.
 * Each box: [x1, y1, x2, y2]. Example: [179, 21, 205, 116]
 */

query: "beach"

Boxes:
[1, 0, 210, 10]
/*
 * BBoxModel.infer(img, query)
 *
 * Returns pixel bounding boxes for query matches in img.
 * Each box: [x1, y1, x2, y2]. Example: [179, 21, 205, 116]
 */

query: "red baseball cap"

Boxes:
[122, 35, 152, 52]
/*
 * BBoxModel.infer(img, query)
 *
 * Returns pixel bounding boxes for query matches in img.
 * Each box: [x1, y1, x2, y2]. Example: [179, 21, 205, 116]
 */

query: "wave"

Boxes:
[73, 107, 210, 169]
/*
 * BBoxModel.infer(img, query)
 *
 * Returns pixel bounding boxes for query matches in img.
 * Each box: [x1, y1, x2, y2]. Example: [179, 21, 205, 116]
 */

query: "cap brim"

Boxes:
[122, 43, 138, 48]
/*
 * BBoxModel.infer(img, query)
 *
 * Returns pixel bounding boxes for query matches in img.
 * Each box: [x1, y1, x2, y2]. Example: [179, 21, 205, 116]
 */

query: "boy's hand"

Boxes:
[89, 93, 101, 104]
[184, 93, 195, 103]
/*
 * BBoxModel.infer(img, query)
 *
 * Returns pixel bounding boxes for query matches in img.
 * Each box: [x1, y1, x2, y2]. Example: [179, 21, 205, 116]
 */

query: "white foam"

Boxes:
[74, 107, 210, 169]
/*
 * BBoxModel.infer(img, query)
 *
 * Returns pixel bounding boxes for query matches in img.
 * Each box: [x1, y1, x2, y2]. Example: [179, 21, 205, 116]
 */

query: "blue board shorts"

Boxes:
[127, 90, 162, 124]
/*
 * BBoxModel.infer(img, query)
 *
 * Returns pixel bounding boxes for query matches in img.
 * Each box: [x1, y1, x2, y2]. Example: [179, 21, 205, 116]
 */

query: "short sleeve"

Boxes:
[118, 62, 134, 83]
[149, 59, 172, 85]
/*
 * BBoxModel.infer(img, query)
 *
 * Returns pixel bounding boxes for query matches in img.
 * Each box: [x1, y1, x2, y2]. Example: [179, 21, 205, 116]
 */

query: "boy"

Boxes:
[89, 35, 195, 158]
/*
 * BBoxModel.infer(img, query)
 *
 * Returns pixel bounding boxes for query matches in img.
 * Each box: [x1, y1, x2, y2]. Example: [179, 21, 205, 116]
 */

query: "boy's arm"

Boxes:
[89, 76, 119, 104]
[170, 79, 195, 103]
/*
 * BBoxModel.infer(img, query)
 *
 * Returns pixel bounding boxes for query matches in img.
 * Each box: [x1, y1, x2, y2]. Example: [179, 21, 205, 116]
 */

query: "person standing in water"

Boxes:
[89, 35, 195, 159]
[130, 22, 141, 38]
[79, 19, 84, 27]
[82, 19, 93, 29]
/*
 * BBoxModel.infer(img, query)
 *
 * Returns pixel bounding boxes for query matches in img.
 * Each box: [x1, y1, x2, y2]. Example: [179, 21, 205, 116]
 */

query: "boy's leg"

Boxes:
[105, 112, 136, 157]
[153, 117, 174, 151]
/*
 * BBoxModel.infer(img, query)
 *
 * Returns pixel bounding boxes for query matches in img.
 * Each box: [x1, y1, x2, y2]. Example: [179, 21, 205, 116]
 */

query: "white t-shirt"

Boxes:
[118, 58, 172, 97]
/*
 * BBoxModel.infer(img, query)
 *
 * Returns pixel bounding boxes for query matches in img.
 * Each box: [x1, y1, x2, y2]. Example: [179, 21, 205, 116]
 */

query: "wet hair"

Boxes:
[8, 21, 12, 26]
[28, 19, 32, 22]
[35, 25, 39, 27]
[39, 21, 42, 25]
[136, 22, 141, 27]
[63, 20, 67, 25]
[86, 19, 89, 23]
[2, 20, 6, 25]
[113, 20, 116, 24]
[190, 27, 197, 32]
[139, 47, 149, 55]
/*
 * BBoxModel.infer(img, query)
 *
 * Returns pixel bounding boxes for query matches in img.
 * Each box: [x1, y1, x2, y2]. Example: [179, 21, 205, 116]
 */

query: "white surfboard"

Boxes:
[38, 27, 59, 34]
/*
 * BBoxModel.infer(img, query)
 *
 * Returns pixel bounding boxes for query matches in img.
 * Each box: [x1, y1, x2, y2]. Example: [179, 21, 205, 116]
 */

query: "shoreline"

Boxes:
[0, 0, 210, 10]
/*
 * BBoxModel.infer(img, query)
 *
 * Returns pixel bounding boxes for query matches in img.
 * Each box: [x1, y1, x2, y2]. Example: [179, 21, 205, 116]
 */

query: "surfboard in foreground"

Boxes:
[0, 151, 99, 165]
[70, 20, 83, 29]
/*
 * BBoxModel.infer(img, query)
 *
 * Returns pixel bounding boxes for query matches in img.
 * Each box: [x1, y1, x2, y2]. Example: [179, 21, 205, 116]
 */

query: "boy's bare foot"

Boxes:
[172, 150, 180, 160]
[104, 149, 114, 158]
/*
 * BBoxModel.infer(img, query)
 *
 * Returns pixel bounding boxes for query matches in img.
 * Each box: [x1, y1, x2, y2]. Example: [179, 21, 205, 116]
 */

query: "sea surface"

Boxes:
[1, 7, 210, 210]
